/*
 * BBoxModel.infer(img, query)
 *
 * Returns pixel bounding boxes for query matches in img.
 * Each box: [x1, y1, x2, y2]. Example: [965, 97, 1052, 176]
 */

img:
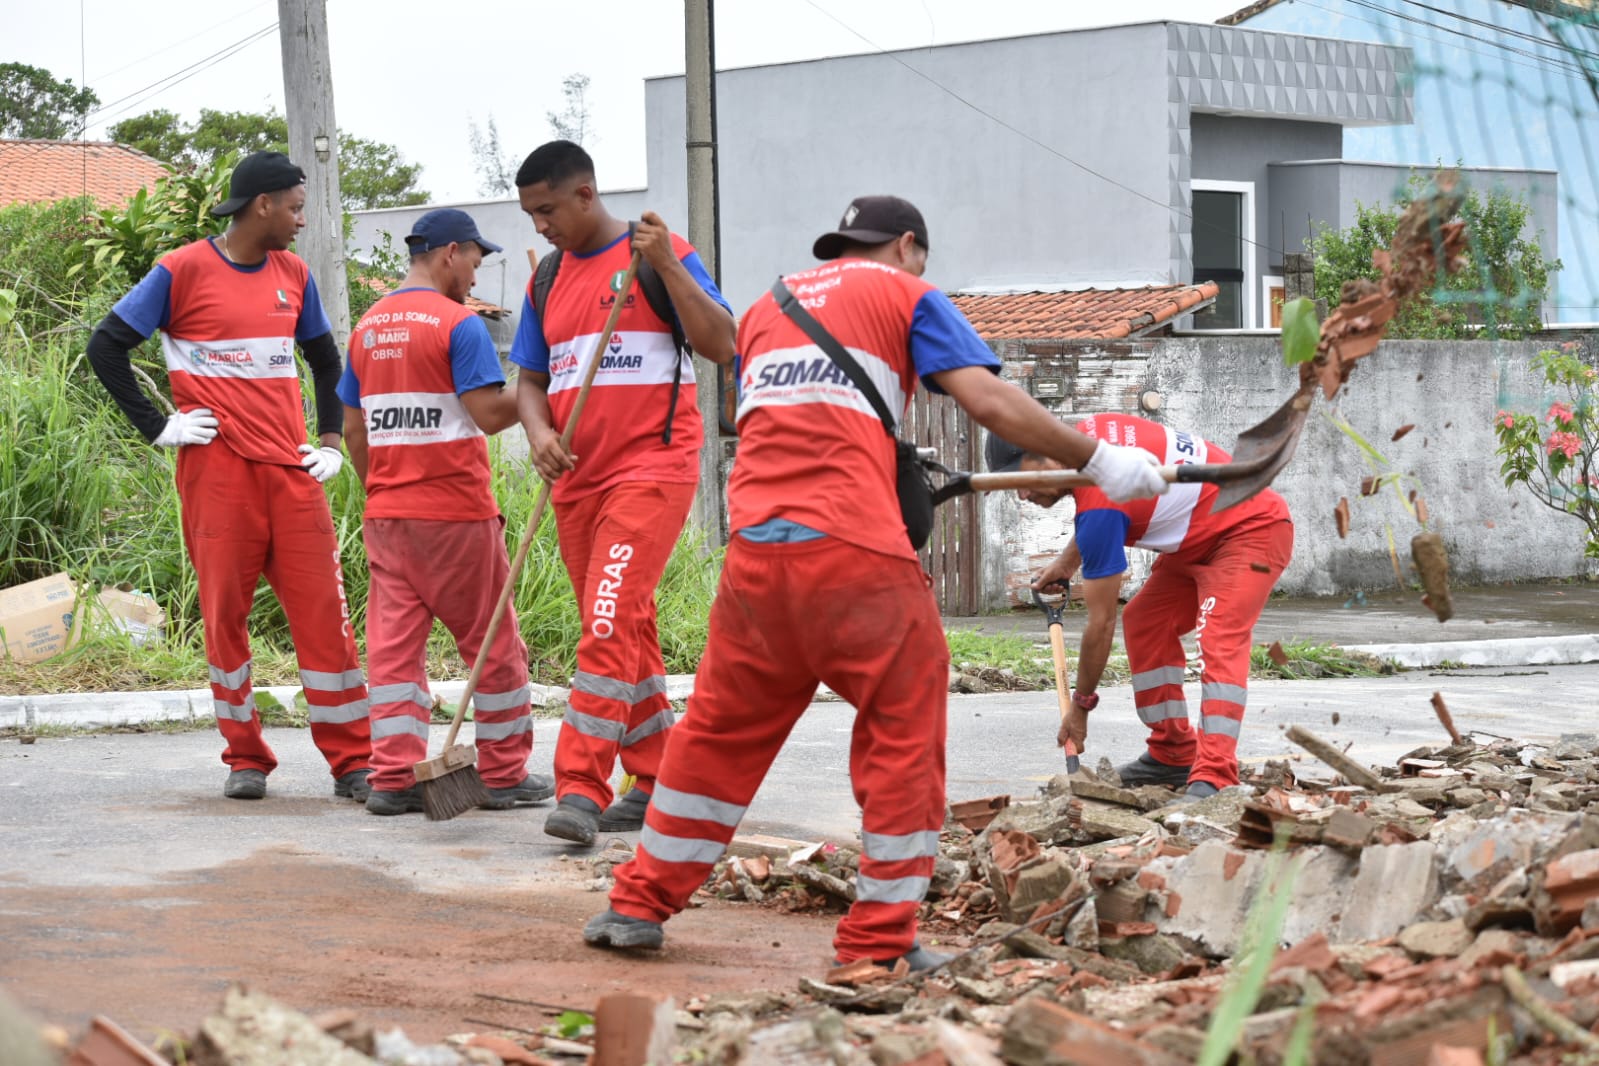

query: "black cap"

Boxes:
[404, 208, 504, 256]
[813, 195, 930, 260]
[985, 432, 1027, 473]
[211, 151, 307, 218]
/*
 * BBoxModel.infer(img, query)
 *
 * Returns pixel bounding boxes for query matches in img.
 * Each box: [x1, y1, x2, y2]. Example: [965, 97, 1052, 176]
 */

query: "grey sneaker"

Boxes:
[544, 796, 601, 845]
[1168, 781, 1220, 807]
[366, 786, 424, 816]
[596, 787, 650, 831]
[1115, 752, 1193, 789]
[583, 908, 664, 950]
[479, 773, 555, 810]
[835, 943, 953, 972]
[223, 769, 267, 800]
[333, 769, 373, 803]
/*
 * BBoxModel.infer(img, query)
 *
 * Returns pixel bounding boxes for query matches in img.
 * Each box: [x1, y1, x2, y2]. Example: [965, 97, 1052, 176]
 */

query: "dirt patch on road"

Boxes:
[0, 847, 836, 1045]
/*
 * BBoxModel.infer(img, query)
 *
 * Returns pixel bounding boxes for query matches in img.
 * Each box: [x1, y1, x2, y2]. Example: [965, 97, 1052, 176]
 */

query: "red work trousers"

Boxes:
[552, 480, 695, 810]
[1121, 519, 1294, 789]
[363, 517, 534, 791]
[176, 442, 370, 778]
[608, 535, 951, 964]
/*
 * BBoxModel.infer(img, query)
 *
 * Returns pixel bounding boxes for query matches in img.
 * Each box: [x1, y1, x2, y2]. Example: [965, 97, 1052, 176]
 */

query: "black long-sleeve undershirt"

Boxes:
[87, 312, 346, 443]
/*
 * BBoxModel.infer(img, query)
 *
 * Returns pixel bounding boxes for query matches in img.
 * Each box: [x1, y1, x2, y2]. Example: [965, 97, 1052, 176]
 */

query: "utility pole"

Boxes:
[685, 0, 726, 545]
[278, 0, 350, 346]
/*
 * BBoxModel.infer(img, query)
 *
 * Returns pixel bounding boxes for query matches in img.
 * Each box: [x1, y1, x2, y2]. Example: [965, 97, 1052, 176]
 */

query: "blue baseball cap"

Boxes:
[404, 208, 503, 256]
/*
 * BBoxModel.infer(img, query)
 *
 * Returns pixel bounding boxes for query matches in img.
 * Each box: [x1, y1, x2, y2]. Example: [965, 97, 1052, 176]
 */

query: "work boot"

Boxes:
[333, 768, 372, 803]
[480, 773, 556, 810]
[834, 943, 953, 972]
[366, 785, 424, 816]
[223, 769, 267, 800]
[1115, 752, 1192, 789]
[596, 787, 650, 831]
[583, 908, 665, 950]
[1168, 781, 1220, 807]
[544, 795, 602, 845]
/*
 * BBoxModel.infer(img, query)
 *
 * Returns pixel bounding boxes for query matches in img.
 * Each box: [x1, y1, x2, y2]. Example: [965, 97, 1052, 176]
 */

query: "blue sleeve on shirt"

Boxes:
[1075, 509, 1132, 580]
[335, 358, 362, 409]
[507, 291, 550, 373]
[297, 272, 334, 341]
[679, 251, 733, 314]
[908, 290, 1001, 393]
[450, 316, 506, 395]
[111, 264, 173, 338]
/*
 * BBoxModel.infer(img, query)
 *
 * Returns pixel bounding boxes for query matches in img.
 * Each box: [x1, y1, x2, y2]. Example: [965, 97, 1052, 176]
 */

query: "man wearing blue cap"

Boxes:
[339, 208, 554, 815]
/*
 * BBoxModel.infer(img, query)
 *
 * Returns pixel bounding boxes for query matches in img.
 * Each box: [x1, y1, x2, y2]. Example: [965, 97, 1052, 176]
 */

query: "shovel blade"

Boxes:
[1210, 387, 1311, 513]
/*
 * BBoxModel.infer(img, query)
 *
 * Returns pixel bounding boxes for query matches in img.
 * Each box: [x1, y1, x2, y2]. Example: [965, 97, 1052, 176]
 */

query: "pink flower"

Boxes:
[1497, 410, 1517, 430]
[1548, 401, 1574, 424]
[1546, 431, 1582, 459]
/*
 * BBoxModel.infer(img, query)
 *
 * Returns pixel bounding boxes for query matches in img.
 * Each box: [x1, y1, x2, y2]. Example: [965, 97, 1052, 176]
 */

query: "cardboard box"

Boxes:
[94, 587, 166, 646]
[0, 572, 81, 663]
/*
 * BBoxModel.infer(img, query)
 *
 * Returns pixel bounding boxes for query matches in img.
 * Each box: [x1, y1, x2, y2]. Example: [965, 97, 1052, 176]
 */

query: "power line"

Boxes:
[80, 23, 279, 131]
[91, 1, 275, 83]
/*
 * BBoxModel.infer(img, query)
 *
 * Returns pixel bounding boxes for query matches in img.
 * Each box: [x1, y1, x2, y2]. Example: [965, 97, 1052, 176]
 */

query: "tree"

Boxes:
[0, 63, 99, 139]
[547, 73, 593, 145]
[468, 114, 515, 197]
[107, 108, 429, 212]
[1309, 174, 1560, 340]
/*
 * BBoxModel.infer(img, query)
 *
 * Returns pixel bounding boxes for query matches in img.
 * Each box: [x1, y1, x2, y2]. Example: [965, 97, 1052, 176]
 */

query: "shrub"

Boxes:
[1494, 343, 1599, 558]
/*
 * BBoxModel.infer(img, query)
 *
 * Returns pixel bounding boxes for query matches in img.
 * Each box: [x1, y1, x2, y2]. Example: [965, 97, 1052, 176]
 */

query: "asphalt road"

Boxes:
[2, 663, 1594, 893]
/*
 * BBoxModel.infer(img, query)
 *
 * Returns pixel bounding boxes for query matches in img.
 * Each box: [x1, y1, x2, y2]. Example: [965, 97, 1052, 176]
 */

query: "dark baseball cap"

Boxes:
[812, 195, 930, 260]
[404, 208, 504, 256]
[211, 151, 307, 217]
[985, 432, 1027, 473]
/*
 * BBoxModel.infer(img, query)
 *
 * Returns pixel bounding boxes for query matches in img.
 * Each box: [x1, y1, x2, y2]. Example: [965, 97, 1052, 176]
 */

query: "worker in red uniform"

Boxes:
[510, 140, 736, 846]
[986, 415, 1293, 801]
[583, 195, 1171, 968]
[86, 151, 371, 802]
[339, 209, 554, 816]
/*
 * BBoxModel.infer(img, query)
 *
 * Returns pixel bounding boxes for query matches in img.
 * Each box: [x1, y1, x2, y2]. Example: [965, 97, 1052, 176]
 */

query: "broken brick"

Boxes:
[950, 795, 1011, 832]
[1000, 998, 1183, 1066]
[1223, 851, 1246, 882]
[592, 993, 678, 1066]
[1542, 847, 1599, 935]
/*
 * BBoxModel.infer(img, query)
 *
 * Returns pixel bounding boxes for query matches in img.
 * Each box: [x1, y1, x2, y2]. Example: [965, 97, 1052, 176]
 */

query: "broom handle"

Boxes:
[441, 247, 644, 750]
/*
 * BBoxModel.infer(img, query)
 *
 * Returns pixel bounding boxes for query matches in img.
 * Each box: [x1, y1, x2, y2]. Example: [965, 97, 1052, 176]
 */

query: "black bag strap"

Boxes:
[770, 278, 898, 439]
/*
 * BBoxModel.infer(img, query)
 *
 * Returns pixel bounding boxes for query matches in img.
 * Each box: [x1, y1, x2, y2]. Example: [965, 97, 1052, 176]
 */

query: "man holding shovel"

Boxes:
[582, 195, 1169, 969]
[339, 209, 552, 816]
[987, 414, 1292, 802]
[510, 140, 736, 845]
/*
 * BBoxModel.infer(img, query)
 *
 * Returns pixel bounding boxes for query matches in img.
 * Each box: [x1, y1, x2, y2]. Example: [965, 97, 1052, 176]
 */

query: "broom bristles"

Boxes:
[421, 764, 493, 822]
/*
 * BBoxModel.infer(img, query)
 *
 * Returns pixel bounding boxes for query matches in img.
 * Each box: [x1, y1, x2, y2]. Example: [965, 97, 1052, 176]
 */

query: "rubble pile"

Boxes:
[33, 730, 1599, 1065]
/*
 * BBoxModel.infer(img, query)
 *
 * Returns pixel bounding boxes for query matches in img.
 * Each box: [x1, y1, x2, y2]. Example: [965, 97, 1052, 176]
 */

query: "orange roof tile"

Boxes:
[356, 275, 511, 320]
[0, 139, 168, 209]
[948, 283, 1220, 340]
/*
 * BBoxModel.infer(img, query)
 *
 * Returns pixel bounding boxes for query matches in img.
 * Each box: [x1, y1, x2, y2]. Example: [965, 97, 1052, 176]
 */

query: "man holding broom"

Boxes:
[511, 140, 736, 845]
[340, 208, 552, 816]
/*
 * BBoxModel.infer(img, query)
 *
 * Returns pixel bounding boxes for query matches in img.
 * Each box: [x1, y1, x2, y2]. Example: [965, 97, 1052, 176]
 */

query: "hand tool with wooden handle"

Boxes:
[1033, 585, 1079, 773]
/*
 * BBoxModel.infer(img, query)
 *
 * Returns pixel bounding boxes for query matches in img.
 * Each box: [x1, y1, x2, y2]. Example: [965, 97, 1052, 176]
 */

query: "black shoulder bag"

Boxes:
[770, 278, 937, 552]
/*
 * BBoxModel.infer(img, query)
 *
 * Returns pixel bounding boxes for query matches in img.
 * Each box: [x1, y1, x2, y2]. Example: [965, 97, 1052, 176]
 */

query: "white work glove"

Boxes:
[153, 407, 219, 448]
[1084, 441, 1169, 503]
[298, 443, 344, 483]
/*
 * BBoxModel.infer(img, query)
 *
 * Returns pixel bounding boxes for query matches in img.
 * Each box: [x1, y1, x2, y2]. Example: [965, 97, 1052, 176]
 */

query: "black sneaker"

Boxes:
[333, 769, 372, 803]
[596, 787, 650, 831]
[544, 796, 601, 845]
[366, 786, 424, 816]
[1115, 752, 1193, 789]
[583, 908, 664, 950]
[834, 943, 952, 972]
[480, 773, 555, 810]
[223, 769, 267, 800]
[1168, 781, 1220, 807]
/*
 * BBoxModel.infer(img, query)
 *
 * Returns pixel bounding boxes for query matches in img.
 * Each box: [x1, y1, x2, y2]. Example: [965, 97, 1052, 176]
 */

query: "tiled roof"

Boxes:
[356, 275, 512, 320]
[949, 283, 1220, 340]
[0, 139, 168, 208]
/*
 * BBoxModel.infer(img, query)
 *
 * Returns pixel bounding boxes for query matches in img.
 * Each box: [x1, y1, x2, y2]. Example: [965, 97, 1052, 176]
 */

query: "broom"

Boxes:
[417, 245, 644, 821]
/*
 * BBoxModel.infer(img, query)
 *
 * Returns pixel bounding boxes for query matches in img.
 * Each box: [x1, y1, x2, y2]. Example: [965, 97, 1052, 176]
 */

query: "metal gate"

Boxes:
[906, 390, 981, 616]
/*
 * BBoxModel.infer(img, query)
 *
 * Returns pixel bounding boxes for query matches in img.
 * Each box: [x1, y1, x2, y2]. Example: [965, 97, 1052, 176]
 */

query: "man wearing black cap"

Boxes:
[984, 418, 1292, 804]
[584, 194, 1168, 970]
[338, 208, 553, 816]
[86, 150, 372, 803]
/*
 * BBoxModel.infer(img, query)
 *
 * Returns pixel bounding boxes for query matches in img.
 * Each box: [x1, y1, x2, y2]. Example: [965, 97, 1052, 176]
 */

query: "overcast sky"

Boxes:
[7, 0, 1242, 203]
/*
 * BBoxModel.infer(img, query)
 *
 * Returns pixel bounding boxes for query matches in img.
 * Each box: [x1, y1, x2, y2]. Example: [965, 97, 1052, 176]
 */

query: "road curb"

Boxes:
[1345, 633, 1599, 669]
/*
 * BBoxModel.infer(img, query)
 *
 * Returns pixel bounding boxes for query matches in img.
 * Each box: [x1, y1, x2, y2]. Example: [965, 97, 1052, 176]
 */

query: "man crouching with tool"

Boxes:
[987, 414, 1293, 804]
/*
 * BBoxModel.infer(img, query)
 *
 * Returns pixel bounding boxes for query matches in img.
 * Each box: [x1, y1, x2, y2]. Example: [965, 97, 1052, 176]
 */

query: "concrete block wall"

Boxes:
[981, 334, 1599, 608]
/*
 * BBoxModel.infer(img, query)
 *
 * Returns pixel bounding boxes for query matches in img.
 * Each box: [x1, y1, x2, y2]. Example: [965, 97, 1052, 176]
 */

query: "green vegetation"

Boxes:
[1250, 640, 1394, 679]
[1494, 344, 1599, 559]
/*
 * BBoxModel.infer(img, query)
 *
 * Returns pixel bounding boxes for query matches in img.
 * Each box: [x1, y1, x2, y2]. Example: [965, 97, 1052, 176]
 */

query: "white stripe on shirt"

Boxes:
[736, 343, 908, 426]
[162, 335, 300, 380]
[546, 331, 694, 395]
[361, 391, 483, 448]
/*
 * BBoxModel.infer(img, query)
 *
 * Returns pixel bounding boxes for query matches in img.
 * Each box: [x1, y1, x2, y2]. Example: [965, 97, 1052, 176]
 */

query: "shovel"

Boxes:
[931, 451, 1291, 513]
[1033, 585, 1080, 774]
